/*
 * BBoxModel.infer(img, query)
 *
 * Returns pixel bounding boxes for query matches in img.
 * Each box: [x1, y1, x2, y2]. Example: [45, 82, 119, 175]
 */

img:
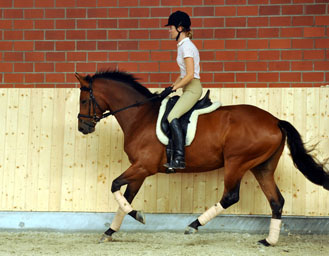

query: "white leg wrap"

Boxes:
[265, 218, 282, 245]
[110, 207, 126, 231]
[198, 203, 224, 226]
[113, 191, 133, 214]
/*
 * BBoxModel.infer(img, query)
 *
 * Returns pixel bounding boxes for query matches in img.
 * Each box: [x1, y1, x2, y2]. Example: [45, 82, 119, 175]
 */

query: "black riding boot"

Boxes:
[167, 118, 185, 169]
[164, 138, 176, 173]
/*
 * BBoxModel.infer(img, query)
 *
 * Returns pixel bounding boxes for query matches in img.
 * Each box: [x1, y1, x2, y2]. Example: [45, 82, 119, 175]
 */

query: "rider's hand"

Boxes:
[159, 86, 174, 99]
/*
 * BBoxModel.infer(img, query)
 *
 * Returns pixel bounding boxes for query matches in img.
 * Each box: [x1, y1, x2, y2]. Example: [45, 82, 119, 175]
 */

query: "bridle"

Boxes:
[77, 81, 160, 125]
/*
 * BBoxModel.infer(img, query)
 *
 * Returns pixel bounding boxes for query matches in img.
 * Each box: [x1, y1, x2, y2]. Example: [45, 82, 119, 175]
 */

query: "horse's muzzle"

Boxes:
[78, 119, 96, 134]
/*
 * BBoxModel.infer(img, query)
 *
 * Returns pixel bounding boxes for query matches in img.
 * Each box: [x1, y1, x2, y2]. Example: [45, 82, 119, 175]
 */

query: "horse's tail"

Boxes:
[278, 120, 329, 191]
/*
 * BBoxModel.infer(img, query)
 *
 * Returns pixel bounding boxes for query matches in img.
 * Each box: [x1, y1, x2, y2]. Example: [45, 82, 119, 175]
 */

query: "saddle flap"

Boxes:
[160, 89, 214, 141]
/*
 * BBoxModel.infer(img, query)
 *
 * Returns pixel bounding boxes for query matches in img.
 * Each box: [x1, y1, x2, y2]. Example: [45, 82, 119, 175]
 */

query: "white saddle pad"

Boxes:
[156, 97, 221, 146]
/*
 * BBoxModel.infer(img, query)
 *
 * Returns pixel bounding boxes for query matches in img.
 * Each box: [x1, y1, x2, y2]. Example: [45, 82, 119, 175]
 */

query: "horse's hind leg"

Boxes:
[252, 170, 284, 246]
[185, 164, 243, 234]
[251, 143, 285, 246]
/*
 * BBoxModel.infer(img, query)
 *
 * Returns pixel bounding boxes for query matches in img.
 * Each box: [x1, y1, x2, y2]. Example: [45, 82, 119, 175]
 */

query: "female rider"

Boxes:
[160, 11, 203, 170]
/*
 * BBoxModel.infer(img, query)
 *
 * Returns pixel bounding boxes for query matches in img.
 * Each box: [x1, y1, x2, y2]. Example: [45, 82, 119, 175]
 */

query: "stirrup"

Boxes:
[166, 158, 185, 170]
[165, 167, 176, 174]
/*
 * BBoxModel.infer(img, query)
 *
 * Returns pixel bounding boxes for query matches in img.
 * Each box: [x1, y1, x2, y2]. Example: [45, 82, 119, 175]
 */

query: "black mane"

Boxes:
[87, 70, 156, 98]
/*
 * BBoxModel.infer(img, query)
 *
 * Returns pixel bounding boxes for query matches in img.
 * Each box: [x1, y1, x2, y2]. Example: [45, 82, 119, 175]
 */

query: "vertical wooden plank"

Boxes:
[95, 119, 112, 212]
[204, 88, 220, 209]
[72, 131, 87, 211]
[280, 88, 293, 215]
[25, 89, 42, 211]
[318, 88, 329, 216]
[49, 89, 66, 211]
[305, 88, 320, 215]
[13, 89, 30, 211]
[108, 119, 124, 212]
[142, 168, 157, 213]
[2, 89, 19, 210]
[180, 172, 194, 213]
[157, 173, 170, 212]
[168, 173, 181, 213]
[192, 171, 206, 213]
[84, 128, 100, 211]
[60, 89, 78, 211]
[291, 88, 307, 215]
[220, 88, 233, 106]
[37, 89, 54, 211]
[0, 89, 8, 210]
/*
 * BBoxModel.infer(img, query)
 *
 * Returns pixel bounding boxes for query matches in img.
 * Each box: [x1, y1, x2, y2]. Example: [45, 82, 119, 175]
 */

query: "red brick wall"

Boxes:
[0, 0, 328, 88]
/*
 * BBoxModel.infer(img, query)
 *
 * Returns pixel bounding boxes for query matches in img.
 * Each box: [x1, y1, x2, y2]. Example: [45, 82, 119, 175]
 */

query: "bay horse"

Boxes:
[75, 70, 329, 246]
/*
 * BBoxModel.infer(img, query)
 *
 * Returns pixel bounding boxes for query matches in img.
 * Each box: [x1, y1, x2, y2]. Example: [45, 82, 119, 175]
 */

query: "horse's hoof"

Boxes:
[258, 239, 271, 247]
[184, 226, 198, 235]
[136, 211, 146, 224]
[99, 234, 113, 243]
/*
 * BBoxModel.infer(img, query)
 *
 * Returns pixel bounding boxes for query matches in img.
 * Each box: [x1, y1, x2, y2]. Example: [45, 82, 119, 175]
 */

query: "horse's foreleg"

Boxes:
[111, 169, 146, 219]
[100, 207, 126, 242]
[112, 179, 145, 224]
[100, 177, 145, 242]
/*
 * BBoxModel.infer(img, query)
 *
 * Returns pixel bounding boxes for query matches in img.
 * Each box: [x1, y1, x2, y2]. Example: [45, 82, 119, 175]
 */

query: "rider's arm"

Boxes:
[172, 57, 194, 91]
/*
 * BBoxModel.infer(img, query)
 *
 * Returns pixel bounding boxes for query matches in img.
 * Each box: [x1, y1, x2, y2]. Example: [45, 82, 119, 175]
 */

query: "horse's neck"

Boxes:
[104, 81, 156, 135]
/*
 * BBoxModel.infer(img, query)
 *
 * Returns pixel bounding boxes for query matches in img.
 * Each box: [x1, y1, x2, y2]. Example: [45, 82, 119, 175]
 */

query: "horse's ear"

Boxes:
[75, 72, 85, 85]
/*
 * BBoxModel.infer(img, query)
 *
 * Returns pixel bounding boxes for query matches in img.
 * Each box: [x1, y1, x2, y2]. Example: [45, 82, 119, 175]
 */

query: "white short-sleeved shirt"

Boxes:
[177, 37, 200, 79]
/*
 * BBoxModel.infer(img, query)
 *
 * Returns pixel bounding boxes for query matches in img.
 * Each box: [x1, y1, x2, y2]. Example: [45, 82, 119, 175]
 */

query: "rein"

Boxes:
[77, 81, 160, 123]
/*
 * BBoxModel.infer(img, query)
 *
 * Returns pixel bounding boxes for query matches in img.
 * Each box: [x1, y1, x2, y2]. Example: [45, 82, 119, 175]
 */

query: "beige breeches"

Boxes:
[167, 79, 203, 123]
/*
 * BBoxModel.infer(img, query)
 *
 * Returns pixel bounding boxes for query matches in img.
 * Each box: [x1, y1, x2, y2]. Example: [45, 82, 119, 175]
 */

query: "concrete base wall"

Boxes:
[1, 212, 329, 234]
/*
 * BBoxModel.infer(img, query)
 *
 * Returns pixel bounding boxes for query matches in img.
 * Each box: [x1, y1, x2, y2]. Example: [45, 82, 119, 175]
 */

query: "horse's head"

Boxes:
[75, 72, 107, 135]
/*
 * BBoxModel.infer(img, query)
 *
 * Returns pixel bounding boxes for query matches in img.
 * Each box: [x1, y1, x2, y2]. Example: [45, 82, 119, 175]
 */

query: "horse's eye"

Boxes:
[81, 99, 87, 105]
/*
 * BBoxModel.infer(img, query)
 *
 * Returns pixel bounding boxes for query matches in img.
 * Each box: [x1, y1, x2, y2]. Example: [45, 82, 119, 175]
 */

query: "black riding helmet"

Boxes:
[165, 11, 191, 41]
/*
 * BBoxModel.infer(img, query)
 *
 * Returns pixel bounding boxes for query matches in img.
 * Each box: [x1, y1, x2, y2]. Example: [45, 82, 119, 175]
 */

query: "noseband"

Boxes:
[77, 81, 160, 125]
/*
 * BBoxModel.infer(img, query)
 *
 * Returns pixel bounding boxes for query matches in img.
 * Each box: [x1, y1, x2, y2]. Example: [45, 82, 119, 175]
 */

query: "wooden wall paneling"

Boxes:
[0, 88, 328, 215]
